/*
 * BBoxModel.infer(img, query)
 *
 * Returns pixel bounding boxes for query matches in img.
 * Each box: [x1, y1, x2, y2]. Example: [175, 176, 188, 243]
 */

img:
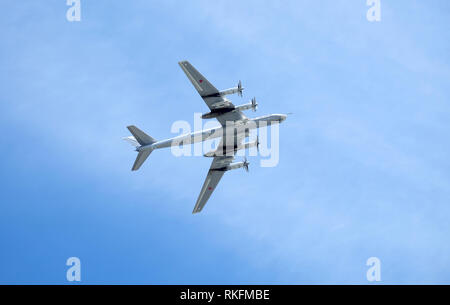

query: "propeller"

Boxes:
[251, 97, 258, 112]
[243, 157, 250, 172]
[238, 80, 243, 97]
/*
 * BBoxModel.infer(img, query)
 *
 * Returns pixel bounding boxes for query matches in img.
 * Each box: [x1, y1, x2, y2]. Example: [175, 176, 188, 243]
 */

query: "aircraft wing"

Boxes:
[178, 60, 221, 100]
[192, 155, 234, 214]
[215, 110, 246, 126]
[178, 61, 246, 126]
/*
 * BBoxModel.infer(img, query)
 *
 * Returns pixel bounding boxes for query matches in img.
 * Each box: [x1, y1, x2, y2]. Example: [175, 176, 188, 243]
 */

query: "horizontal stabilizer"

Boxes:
[127, 125, 156, 146]
[132, 150, 152, 171]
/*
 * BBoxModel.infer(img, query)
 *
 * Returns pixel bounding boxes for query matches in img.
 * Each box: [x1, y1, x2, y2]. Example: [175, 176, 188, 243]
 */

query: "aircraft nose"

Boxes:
[279, 114, 287, 122]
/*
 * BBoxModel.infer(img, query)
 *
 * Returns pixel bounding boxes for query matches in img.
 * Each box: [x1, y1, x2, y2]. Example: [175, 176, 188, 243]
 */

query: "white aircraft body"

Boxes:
[124, 61, 287, 213]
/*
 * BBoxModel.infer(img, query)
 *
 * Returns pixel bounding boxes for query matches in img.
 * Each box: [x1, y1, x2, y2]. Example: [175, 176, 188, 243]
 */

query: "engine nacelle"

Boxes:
[219, 159, 249, 172]
[201, 97, 257, 119]
[201, 107, 234, 119]
[227, 162, 246, 171]
[204, 149, 233, 158]
[243, 138, 259, 150]
[204, 137, 259, 157]
[219, 80, 244, 97]
[235, 97, 258, 112]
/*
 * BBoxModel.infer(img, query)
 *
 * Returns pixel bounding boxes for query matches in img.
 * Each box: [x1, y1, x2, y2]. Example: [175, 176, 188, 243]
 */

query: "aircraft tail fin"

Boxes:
[123, 136, 140, 147]
[124, 125, 157, 171]
[126, 125, 157, 146]
[132, 150, 152, 171]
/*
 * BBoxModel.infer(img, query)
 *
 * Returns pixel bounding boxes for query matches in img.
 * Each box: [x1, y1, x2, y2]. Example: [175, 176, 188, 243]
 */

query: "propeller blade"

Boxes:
[243, 157, 249, 172]
[251, 97, 258, 112]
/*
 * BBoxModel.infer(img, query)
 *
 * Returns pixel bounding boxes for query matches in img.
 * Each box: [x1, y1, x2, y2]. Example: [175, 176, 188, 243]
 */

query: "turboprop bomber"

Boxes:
[124, 61, 287, 213]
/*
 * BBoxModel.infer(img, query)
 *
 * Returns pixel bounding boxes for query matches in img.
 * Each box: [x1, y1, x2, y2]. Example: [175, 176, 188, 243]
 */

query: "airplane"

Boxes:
[124, 61, 287, 214]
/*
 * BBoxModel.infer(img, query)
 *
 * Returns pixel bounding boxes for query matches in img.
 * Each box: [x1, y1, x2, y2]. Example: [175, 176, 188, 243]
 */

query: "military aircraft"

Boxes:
[124, 61, 287, 213]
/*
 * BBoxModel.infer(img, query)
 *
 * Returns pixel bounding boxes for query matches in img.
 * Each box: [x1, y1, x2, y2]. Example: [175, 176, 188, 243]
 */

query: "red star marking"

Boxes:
[208, 187, 212, 190]
[199, 79, 203, 83]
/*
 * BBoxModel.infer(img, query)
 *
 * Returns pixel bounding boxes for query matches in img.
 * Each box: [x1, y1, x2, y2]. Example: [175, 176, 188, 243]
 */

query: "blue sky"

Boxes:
[1, 0, 450, 284]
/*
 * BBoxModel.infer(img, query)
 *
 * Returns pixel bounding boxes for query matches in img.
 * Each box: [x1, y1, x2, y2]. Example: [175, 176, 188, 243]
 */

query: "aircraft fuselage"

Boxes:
[137, 114, 286, 152]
